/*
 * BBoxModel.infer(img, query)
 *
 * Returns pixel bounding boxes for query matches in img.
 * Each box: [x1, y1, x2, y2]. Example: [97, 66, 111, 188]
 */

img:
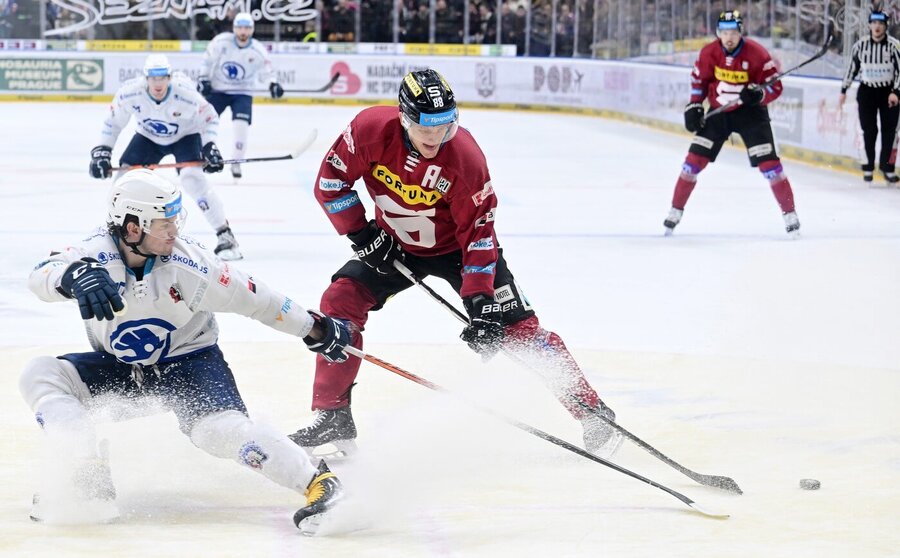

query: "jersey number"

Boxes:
[374, 195, 436, 248]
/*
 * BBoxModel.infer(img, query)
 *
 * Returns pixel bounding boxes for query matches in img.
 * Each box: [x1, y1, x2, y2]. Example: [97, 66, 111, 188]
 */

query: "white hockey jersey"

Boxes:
[29, 228, 314, 366]
[200, 33, 276, 94]
[100, 74, 220, 148]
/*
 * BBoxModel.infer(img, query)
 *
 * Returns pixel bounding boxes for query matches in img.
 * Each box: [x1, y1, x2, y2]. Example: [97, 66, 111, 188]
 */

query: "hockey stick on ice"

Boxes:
[393, 260, 743, 494]
[110, 128, 318, 172]
[344, 344, 728, 519]
[703, 32, 834, 121]
[256, 72, 342, 94]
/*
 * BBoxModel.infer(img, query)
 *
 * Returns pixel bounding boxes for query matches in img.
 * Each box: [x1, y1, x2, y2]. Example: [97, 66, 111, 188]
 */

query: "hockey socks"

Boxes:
[759, 160, 796, 214]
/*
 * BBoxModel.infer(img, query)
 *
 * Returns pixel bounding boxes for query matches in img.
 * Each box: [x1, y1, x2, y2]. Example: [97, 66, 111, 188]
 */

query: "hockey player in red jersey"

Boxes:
[664, 10, 800, 237]
[290, 69, 622, 459]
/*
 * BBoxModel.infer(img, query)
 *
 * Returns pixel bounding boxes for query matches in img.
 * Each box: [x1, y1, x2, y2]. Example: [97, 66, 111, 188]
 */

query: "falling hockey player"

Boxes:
[289, 69, 623, 460]
[20, 169, 351, 534]
[89, 53, 244, 260]
[663, 10, 801, 237]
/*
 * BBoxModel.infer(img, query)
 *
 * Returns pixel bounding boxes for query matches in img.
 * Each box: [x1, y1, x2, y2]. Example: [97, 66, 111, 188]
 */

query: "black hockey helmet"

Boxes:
[717, 10, 743, 34]
[399, 69, 458, 127]
[869, 10, 890, 24]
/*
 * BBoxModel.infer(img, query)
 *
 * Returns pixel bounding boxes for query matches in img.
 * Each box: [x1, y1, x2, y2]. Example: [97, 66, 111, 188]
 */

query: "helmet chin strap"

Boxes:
[116, 228, 155, 259]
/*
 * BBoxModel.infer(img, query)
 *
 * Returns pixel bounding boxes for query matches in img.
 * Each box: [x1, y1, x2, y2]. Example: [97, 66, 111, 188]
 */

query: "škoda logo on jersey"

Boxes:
[372, 165, 443, 206]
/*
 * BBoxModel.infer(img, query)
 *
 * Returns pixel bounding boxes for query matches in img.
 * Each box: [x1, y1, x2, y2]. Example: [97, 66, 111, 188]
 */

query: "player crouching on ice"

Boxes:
[664, 10, 800, 237]
[289, 69, 623, 461]
[20, 169, 351, 535]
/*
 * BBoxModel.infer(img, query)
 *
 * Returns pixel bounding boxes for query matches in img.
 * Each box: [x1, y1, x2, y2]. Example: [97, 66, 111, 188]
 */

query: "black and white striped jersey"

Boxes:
[841, 35, 900, 93]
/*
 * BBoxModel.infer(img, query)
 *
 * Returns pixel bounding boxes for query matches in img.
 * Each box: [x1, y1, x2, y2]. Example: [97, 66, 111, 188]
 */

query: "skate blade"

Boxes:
[31, 498, 120, 524]
[663, 228, 675, 237]
[588, 431, 625, 460]
[786, 230, 801, 240]
[297, 503, 372, 536]
[216, 248, 244, 261]
[301, 439, 358, 461]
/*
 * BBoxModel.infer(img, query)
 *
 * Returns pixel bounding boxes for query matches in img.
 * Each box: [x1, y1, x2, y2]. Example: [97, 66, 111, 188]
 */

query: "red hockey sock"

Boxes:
[759, 160, 796, 213]
[672, 153, 710, 209]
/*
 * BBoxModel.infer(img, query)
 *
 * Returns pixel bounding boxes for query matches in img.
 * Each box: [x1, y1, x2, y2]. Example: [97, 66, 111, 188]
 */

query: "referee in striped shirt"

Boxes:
[840, 10, 900, 183]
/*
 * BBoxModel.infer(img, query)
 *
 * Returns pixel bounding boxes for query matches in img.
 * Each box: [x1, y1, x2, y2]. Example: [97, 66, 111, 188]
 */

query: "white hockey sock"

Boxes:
[189, 410, 318, 492]
[233, 119, 249, 160]
[180, 167, 228, 231]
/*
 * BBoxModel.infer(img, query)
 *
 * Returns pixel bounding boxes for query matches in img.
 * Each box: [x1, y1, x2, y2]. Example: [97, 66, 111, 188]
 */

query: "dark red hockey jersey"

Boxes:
[689, 37, 782, 110]
[314, 105, 498, 298]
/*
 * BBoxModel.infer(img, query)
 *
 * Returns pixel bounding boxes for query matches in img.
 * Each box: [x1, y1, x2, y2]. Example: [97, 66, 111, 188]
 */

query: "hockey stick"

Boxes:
[343, 345, 728, 519]
[703, 33, 834, 121]
[110, 128, 318, 172]
[258, 72, 342, 94]
[393, 260, 743, 494]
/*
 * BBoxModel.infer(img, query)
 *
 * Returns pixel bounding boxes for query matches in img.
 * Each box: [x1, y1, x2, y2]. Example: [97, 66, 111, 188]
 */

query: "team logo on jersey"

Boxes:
[326, 151, 347, 172]
[342, 123, 356, 154]
[109, 318, 177, 363]
[467, 237, 494, 251]
[169, 285, 183, 303]
[742, 61, 749, 70]
[221, 62, 247, 81]
[372, 165, 443, 206]
[140, 118, 180, 138]
[218, 263, 231, 287]
[319, 177, 347, 191]
[713, 66, 748, 83]
[239, 442, 269, 470]
[471, 181, 494, 206]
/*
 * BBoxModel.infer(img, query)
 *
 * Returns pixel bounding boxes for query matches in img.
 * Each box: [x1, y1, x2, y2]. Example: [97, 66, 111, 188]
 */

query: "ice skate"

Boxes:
[294, 460, 344, 535]
[288, 407, 358, 459]
[214, 225, 243, 261]
[663, 207, 683, 236]
[231, 163, 242, 181]
[31, 442, 119, 524]
[863, 170, 874, 183]
[782, 211, 800, 238]
[581, 402, 624, 459]
[882, 171, 899, 184]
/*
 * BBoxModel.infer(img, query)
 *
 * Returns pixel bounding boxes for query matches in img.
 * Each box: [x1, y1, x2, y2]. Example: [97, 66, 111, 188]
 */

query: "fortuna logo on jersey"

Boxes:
[372, 165, 443, 206]
[714, 66, 748, 83]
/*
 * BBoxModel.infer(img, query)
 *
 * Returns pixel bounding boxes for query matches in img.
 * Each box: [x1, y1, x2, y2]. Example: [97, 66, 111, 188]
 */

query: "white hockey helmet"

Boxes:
[107, 169, 185, 236]
[233, 12, 255, 30]
[143, 54, 172, 78]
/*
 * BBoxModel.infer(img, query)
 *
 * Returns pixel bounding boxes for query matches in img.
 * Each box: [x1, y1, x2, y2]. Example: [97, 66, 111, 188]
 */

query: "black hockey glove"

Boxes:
[198, 78, 212, 97]
[303, 310, 351, 363]
[89, 145, 113, 179]
[269, 82, 284, 99]
[348, 220, 404, 275]
[683, 103, 705, 133]
[59, 258, 125, 321]
[739, 85, 764, 107]
[460, 294, 504, 360]
[201, 141, 224, 173]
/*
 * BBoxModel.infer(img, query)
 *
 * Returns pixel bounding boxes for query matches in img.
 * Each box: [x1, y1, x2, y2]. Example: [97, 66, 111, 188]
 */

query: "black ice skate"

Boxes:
[214, 225, 243, 261]
[294, 459, 344, 535]
[882, 171, 899, 184]
[863, 170, 874, 182]
[289, 407, 358, 459]
[782, 211, 800, 238]
[581, 402, 624, 459]
[663, 207, 683, 236]
[31, 441, 119, 524]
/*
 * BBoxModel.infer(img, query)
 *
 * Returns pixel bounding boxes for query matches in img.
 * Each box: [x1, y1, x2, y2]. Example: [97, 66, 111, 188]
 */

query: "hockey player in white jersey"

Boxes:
[198, 11, 284, 179]
[90, 54, 243, 261]
[20, 169, 350, 535]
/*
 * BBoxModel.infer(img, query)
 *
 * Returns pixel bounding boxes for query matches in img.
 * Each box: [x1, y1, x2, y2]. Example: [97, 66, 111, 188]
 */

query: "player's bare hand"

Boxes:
[889, 93, 899, 107]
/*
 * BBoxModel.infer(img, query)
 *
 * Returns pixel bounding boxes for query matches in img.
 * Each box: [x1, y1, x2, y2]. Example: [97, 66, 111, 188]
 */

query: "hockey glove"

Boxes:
[198, 78, 212, 97]
[269, 82, 285, 99]
[201, 142, 224, 173]
[460, 294, 504, 360]
[303, 310, 351, 363]
[739, 85, 764, 107]
[89, 145, 113, 179]
[348, 220, 404, 275]
[59, 258, 125, 321]
[683, 103, 705, 133]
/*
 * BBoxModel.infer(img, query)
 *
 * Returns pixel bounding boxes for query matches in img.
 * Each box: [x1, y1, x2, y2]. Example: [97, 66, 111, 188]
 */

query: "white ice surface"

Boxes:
[0, 102, 898, 557]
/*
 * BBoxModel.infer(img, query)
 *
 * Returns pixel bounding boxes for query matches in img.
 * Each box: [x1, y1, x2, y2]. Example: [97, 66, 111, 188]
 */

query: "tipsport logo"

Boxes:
[109, 318, 177, 364]
[140, 118, 180, 138]
[221, 62, 247, 81]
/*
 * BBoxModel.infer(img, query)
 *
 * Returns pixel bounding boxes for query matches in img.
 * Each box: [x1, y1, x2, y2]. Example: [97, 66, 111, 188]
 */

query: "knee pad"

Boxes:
[179, 167, 211, 200]
[680, 153, 710, 182]
[759, 159, 786, 184]
[20, 356, 91, 412]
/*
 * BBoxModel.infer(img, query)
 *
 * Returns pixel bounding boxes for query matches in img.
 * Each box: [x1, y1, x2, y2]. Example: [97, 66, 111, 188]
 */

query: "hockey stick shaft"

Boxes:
[344, 345, 727, 519]
[110, 129, 318, 172]
[257, 72, 342, 94]
[704, 33, 833, 120]
[392, 260, 742, 494]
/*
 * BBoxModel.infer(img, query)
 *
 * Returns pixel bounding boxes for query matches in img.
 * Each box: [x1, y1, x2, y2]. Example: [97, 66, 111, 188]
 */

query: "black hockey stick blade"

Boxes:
[347, 346, 729, 519]
[579, 403, 743, 494]
[704, 33, 833, 120]
[282, 73, 342, 94]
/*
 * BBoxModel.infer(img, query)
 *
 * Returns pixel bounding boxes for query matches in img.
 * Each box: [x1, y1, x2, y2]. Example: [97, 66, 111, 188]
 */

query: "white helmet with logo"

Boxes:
[233, 12, 255, 30]
[143, 54, 172, 78]
[107, 169, 185, 234]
